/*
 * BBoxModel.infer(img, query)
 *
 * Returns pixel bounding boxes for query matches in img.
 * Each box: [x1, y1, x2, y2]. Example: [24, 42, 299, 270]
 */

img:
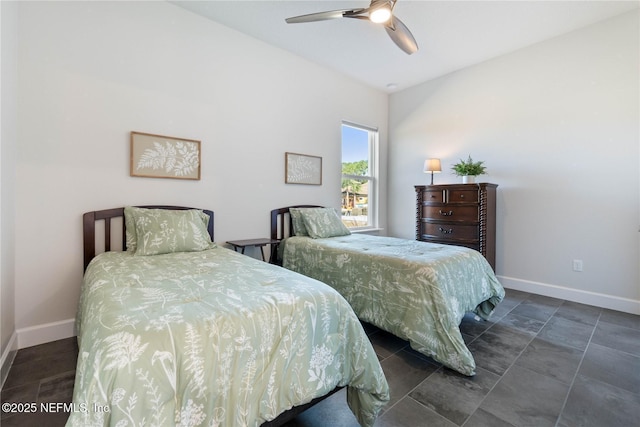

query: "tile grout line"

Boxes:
[553, 310, 602, 427]
[391, 292, 532, 427]
[461, 296, 562, 427]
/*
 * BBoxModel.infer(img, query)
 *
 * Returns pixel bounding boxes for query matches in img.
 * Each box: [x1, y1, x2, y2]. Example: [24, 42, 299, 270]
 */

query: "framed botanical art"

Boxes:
[130, 131, 201, 180]
[285, 152, 322, 185]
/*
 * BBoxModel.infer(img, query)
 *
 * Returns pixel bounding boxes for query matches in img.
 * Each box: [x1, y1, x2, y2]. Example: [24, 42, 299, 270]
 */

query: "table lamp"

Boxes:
[424, 158, 441, 185]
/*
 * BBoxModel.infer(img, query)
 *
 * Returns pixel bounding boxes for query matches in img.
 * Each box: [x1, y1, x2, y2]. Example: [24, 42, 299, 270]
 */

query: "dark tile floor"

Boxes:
[2, 289, 639, 426]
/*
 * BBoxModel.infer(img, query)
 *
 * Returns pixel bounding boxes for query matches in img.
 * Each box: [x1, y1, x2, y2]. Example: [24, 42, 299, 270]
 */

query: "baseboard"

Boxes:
[16, 318, 76, 350]
[498, 275, 640, 315]
[1, 332, 17, 389]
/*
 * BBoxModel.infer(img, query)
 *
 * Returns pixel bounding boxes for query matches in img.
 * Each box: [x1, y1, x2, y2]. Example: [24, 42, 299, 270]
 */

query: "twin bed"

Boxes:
[71, 203, 504, 426]
[271, 206, 505, 376]
[70, 206, 389, 427]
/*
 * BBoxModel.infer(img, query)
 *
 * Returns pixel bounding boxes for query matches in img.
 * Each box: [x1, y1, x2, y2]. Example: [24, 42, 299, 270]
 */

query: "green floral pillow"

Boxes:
[124, 207, 142, 252]
[299, 208, 351, 239]
[125, 207, 215, 256]
[124, 207, 211, 252]
[289, 208, 309, 236]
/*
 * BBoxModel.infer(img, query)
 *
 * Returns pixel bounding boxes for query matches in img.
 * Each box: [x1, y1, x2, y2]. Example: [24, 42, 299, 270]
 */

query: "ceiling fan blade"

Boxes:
[285, 9, 360, 24]
[384, 16, 418, 55]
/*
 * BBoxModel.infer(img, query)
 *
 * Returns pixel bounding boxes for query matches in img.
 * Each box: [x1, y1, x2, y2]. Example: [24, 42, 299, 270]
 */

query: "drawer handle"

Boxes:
[439, 210, 453, 216]
[439, 227, 453, 234]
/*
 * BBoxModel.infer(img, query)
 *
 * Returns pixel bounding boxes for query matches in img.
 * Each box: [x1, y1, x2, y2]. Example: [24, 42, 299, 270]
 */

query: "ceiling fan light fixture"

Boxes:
[285, 0, 418, 54]
[369, 5, 392, 23]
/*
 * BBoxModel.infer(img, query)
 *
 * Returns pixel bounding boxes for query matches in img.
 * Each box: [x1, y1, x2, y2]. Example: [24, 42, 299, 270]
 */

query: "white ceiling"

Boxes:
[171, 0, 639, 92]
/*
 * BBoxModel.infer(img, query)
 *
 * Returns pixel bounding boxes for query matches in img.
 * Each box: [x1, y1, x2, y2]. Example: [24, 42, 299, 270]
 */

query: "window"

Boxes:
[341, 122, 378, 229]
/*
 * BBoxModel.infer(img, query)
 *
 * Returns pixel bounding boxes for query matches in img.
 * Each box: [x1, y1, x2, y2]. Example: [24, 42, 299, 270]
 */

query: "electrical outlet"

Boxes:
[572, 259, 583, 272]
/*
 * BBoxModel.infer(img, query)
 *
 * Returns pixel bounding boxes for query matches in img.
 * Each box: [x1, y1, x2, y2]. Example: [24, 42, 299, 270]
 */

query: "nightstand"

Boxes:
[226, 238, 281, 263]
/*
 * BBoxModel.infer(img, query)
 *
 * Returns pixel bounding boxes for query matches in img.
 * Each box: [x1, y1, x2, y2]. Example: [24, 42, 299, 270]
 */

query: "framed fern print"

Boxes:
[130, 131, 201, 180]
[285, 152, 322, 185]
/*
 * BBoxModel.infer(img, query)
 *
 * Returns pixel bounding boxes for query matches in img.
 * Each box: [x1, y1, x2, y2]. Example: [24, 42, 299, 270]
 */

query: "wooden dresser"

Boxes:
[415, 183, 497, 270]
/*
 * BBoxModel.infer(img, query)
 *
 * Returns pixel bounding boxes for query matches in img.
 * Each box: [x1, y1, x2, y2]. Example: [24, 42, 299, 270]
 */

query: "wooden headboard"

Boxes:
[83, 205, 214, 271]
[270, 205, 323, 240]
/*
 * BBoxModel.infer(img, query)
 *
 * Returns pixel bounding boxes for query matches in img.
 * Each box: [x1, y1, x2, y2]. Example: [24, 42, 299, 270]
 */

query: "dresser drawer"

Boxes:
[422, 223, 479, 241]
[447, 189, 478, 203]
[422, 205, 478, 222]
[422, 189, 443, 203]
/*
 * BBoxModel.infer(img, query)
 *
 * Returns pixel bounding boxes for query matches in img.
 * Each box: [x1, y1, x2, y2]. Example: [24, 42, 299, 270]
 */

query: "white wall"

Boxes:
[1, 0, 18, 384]
[389, 11, 639, 314]
[14, 1, 388, 347]
[11, 2, 638, 351]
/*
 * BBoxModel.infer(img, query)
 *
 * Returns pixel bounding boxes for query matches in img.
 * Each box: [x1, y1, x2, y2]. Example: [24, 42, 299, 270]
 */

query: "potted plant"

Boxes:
[451, 155, 487, 183]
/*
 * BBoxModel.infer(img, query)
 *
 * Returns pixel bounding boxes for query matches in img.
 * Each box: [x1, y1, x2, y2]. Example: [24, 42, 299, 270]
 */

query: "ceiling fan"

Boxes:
[285, 0, 418, 55]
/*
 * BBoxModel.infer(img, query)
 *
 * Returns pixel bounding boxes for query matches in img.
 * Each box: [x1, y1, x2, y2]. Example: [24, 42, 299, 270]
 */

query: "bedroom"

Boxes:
[1, 0, 638, 426]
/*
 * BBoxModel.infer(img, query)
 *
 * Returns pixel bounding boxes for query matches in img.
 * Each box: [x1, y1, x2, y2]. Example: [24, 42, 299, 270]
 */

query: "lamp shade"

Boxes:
[424, 158, 442, 173]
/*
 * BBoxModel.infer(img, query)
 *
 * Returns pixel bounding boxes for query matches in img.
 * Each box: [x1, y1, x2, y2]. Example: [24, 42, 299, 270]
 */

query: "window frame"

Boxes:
[341, 121, 379, 230]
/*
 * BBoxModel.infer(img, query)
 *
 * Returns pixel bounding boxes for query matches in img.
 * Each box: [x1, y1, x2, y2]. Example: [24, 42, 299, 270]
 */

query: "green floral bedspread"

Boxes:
[68, 247, 389, 427]
[282, 234, 505, 376]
